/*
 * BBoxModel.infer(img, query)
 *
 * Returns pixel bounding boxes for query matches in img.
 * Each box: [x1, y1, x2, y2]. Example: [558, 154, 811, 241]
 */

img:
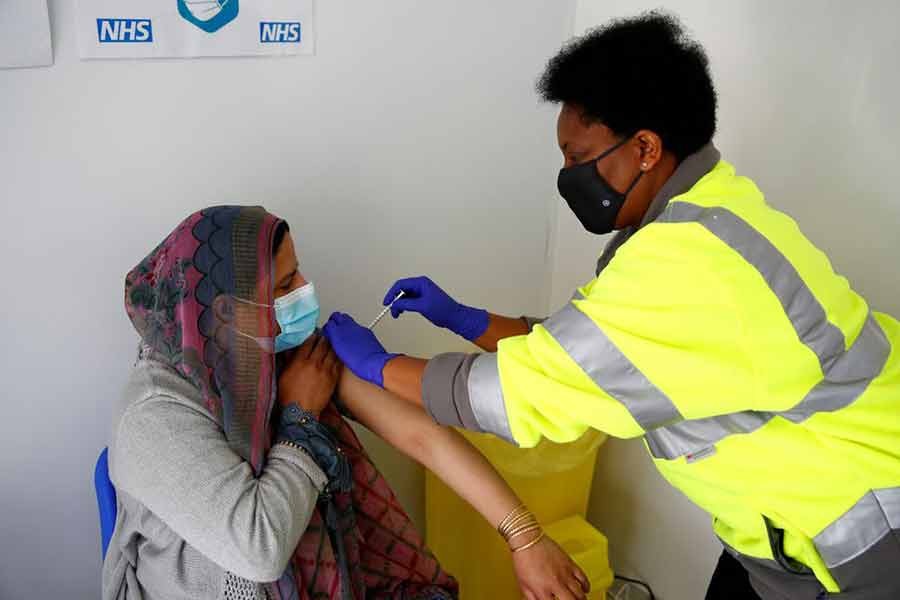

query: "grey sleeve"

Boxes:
[422, 352, 485, 432]
[423, 318, 541, 424]
[111, 394, 327, 583]
[423, 352, 517, 445]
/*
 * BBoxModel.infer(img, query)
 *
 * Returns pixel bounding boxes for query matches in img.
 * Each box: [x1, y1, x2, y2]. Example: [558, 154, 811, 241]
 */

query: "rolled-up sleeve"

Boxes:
[422, 352, 482, 432]
[421, 290, 649, 449]
[422, 352, 517, 445]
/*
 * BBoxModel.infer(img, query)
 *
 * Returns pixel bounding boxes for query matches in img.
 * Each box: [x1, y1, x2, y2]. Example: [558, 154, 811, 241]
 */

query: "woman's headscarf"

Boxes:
[125, 206, 457, 600]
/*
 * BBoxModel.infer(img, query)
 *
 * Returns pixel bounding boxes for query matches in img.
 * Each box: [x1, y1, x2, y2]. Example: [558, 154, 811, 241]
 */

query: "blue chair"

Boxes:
[94, 447, 117, 559]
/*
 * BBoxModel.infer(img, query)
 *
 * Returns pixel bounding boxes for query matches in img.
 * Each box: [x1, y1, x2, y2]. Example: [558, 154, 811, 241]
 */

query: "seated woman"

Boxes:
[103, 206, 589, 600]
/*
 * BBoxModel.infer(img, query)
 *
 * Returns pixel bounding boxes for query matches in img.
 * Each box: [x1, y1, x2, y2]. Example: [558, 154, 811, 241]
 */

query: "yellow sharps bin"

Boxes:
[425, 430, 612, 598]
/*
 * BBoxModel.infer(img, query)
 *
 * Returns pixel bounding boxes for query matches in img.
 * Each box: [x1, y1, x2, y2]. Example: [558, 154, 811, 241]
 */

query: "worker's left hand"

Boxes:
[512, 535, 590, 600]
[322, 312, 398, 388]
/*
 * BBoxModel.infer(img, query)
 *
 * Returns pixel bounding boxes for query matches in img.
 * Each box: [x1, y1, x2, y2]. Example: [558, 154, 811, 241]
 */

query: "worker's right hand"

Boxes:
[384, 276, 489, 342]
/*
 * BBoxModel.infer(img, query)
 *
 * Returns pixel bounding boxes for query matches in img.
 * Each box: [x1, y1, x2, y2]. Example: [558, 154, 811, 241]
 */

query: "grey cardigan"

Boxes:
[102, 358, 327, 600]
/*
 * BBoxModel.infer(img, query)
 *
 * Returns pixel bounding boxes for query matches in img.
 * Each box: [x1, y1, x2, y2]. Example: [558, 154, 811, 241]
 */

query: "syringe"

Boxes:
[368, 291, 406, 329]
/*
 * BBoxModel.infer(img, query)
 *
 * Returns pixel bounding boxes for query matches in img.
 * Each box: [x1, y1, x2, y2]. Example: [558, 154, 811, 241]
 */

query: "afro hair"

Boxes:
[538, 11, 717, 159]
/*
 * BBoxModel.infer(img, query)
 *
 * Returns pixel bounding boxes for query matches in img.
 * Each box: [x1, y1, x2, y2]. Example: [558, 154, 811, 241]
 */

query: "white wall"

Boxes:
[555, 2, 900, 599]
[0, 1, 573, 597]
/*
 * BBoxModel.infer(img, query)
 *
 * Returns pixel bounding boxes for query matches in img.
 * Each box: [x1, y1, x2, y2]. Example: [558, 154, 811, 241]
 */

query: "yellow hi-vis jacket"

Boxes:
[481, 161, 900, 592]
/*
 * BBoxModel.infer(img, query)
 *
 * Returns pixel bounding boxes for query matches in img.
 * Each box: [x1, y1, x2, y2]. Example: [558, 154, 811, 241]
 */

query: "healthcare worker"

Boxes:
[324, 12, 900, 600]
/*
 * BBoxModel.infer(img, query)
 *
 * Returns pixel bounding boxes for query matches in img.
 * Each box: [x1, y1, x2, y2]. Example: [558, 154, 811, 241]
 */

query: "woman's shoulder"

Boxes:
[126, 356, 205, 406]
[109, 356, 221, 481]
[112, 357, 216, 444]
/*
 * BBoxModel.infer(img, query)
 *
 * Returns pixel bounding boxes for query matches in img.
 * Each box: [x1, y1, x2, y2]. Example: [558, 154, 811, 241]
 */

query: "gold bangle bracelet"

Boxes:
[504, 517, 539, 536]
[511, 531, 545, 553]
[498, 504, 527, 523]
[505, 519, 539, 536]
[502, 511, 532, 526]
[496, 505, 529, 533]
[500, 514, 535, 537]
[507, 524, 543, 541]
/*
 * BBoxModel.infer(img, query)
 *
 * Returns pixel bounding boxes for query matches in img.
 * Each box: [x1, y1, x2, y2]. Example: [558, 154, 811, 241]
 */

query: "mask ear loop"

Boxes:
[589, 135, 632, 165]
[232, 328, 276, 353]
[229, 295, 277, 353]
[623, 169, 645, 197]
[232, 296, 273, 309]
[613, 129, 644, 198]
[617, 128, 653, 197]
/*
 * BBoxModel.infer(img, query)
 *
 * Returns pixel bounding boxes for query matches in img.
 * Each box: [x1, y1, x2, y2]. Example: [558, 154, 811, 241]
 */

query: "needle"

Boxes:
[368, 291, 405, 329]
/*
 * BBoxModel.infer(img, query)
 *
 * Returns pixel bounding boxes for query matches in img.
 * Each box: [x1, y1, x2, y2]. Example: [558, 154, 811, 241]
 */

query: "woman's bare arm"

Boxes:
[338, 368, 519, 526]
[336, 370, 590, 600]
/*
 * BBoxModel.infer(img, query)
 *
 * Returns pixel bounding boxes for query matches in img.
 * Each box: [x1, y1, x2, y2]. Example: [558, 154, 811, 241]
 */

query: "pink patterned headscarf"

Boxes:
[125, 206, 457, 599]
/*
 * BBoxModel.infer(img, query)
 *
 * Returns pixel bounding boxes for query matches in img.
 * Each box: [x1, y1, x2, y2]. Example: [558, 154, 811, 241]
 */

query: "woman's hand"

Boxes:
[278, 334, 341, 417]
[512, 535, 590, 600]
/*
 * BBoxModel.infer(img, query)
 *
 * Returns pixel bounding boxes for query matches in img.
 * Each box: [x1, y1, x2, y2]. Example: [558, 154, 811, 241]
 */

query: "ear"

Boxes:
[634, 130, 665, 172]
[212, 294, 234, 323]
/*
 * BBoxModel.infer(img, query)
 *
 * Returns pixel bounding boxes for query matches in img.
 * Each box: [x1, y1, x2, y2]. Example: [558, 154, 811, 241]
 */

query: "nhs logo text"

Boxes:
[97, 19, 153, 43]
[260, 22, 301, 43]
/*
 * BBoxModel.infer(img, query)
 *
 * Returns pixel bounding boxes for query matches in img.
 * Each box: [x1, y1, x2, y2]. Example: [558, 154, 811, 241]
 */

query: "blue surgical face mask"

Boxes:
[273, 282, 320, 353]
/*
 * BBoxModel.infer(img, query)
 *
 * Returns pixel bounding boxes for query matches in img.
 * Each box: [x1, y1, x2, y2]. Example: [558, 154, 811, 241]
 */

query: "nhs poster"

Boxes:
[77, 1, 315, 59]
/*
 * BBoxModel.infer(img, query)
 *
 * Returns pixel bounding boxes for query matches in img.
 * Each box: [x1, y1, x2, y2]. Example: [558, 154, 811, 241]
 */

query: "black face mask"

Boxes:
[557, 136, 644, 235]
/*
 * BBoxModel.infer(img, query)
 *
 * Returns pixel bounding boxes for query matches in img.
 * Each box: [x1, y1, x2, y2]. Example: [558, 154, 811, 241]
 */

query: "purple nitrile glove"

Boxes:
[384, 276, 489, 342]
[322, 312, 398, 387]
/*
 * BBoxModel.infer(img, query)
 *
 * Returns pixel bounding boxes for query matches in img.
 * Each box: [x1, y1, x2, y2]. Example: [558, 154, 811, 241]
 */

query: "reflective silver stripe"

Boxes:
[646, 313, 890, 459]
[572, 290, 586, 301]
[467, 353, 516, 444]
[645, 412, 771, 460]
[659, 203, 846, 373]
[720, 539, 783, 571]
[543, 303, 682, 431]
[878, 487, 900, 530]
[645, 202, 891, 460]
[642, 201, 900, 579]
[814, 488, 900, 568]
[718, 488, 900, 578]
[780, 315, 888, 423]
